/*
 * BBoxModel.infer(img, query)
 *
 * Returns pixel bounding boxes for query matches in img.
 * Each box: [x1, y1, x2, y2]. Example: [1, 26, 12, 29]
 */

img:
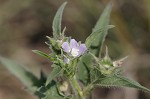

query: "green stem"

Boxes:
[83, 84, 94, 97]
[70, 76, 84, 99]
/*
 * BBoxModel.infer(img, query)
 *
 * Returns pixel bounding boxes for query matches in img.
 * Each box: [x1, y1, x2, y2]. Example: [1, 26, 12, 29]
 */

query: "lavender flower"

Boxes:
[62, 39, 87, 57]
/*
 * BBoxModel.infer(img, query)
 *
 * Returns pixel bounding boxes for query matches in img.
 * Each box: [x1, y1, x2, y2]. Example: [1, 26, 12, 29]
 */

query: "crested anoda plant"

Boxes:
[0, 2, 150, 99]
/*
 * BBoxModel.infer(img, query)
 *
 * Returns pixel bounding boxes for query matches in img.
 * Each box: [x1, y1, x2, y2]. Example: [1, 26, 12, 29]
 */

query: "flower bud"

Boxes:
[59, 81, 68, 92]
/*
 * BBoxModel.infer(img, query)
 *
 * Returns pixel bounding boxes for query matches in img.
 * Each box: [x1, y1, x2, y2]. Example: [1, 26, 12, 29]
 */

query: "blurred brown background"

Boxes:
[0, 0, 150, 99]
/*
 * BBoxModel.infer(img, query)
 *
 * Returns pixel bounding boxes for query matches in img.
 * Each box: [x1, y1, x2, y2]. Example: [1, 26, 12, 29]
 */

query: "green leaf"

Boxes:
[38, 70, 47, 86]
[36, 81, 66, 99]
[90, 68, 103, 83]
[46, 65, 63, 86]
[46, 36, 57, 46]
[32, 50, 52, 60]
[77, 54, 93, 85]
[96, 75, 150, 92]
[36, 80, 72, 99]
[0, 57, 39, 90]
[85, 3, 112, 56]
[52, 2, 67, 39]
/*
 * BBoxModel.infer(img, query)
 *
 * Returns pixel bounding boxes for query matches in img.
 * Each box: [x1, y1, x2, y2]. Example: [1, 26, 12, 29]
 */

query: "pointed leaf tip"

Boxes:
[108, 25, 115, 29]
[96, 75, 150, 93]
[52, 2, 68, 39]
[32, 50, 52, 60]
[85, 2, 112, 56]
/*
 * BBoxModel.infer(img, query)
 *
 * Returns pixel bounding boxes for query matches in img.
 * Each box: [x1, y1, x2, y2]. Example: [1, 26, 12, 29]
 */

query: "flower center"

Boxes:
[71, 48, 79, 57]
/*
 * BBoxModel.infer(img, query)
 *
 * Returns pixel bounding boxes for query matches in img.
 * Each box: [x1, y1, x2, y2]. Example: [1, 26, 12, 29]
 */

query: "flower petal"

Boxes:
[70, 39, 79, 49]
[79, 44, 87, 55]
[71, 48, 79, 57]
[63, 56, 70, 64]
[62, 42, 71, 53]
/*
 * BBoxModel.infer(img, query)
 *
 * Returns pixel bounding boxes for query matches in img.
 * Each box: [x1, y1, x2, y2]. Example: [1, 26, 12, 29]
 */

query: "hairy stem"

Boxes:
[70, 76, 84, 99]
